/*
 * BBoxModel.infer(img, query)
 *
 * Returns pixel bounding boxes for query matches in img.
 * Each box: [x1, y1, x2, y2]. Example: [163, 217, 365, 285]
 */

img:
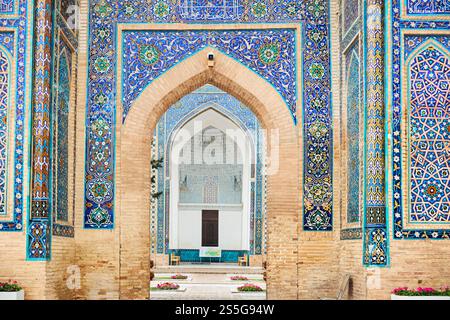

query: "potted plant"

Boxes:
[0, 280, 24, 300]
[391, 287, 450, 300]
[171, 274, 188, 280]
[237, 283, 264, 292]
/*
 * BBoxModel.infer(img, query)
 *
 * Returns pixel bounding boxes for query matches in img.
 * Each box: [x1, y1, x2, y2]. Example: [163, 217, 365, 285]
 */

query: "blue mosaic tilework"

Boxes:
[177, 0, 244, 21]
[153, 85, 265, 256]
[343, 0, 359, 32]
[50, 3, 77, 238]
[390, 0, 450, 240]
[0, 1, 30, 233]
[121, 29, 297, 122]
[362, 0, 388, 266]
[55, 46, 70, 222]
[408, 39, 450, 224]
[339, 0, 363, 241]
[406, 0, 450, 14]
[0, 32, 14, 52]
[0, 0, 14, 14]
[146, 0, 304, 23]
[28, 0, 54, 259]
[346, 47, 361, 224]
[169, 249, 248, 263]
[340, 227, 362, 240]
[85, 0, 332, 232]
[0, 39, 11, 217]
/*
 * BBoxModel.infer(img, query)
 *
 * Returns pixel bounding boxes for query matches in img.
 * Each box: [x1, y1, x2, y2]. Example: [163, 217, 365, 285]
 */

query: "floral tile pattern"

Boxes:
[390, 0, 450, 240]
[84, 0, 333, 232]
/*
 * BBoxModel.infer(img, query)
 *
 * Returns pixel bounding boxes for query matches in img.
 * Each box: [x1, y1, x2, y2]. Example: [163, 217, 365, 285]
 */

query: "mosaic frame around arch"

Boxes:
[84, 0, 333, 232]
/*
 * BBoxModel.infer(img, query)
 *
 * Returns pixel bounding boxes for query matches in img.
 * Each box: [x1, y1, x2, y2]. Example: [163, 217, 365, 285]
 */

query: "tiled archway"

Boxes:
[117, 47, 301, 299]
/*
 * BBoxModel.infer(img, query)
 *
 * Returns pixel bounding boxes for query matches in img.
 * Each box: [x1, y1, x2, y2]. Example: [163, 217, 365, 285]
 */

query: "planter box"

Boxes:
[391, 294, 450, 300]
[0, 290, 24, 300]
[232, 289, 266, 294]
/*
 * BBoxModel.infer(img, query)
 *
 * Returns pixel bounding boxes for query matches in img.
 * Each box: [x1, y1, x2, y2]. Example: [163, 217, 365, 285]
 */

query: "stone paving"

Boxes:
[150, 272, 266, 300]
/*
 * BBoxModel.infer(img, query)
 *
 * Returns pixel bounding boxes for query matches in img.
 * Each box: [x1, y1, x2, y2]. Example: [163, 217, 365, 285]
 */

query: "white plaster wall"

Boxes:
[177, 206, 243, 250]
[219, 209, 242, 249]
[178, 209, 201, 248]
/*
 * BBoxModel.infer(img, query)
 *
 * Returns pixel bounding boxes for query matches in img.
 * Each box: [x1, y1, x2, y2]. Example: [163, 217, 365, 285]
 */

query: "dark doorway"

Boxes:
[202, 210, 219, 247]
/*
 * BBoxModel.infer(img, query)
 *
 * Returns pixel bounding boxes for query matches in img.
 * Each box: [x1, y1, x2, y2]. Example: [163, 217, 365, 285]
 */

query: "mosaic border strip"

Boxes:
[0, 0, 18, 16]
[0, 1, 30, 234]
[28, 0, 53, 259]
[341, 228, 363, 240]
[50, 4, 77, 238]
[362, 0, 388, 267]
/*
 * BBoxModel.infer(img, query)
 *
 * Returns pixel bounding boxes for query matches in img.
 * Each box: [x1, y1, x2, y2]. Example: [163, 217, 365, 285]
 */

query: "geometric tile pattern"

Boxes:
[50, 3, 78, 238]
[340, 227, 363, 240]
[0, 0, 14, 14]
[409, 45, 450, 223]
[346, 48, 361, 225]
[343, 0, 359, 32]
[0, 1, 29, 234]
[339, 0, 363, 241]
[54, 42, 70, 222]
[390, 0, 450, 240]
[0, 48, 10, 217]
[85, 0, 333, 232]
[28, 0, 53, 259]
[363, 0, 388, 266]
[406, 0, 450, 14]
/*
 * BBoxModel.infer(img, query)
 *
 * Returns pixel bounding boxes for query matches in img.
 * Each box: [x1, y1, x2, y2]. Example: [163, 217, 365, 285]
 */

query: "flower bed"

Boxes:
[231, 276, 249, 281]
[237, 284, 263, 292]
[0, 281, 24, 300]
[171, 274, 188, 280]
[156, 282, 180, 290]
[0, 281, 22, 292]
[391, 287, 450, 300]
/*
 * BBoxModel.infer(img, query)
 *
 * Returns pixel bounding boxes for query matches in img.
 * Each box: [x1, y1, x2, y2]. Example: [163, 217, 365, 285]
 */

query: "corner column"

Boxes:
[28, 0, 53, 260]
[363, 0, 388, 266]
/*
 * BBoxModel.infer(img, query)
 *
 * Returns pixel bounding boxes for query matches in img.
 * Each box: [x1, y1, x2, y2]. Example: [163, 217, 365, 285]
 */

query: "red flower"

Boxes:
[156, 282, 179, 290]
[391, 287, 408, 294]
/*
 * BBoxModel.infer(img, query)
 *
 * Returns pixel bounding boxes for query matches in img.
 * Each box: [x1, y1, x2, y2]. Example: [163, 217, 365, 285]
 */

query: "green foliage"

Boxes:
[237, 284, 263, 292]
[392, 287, 450, 296]
[0, 281, 22, 292]
[151, 157, 164, 199]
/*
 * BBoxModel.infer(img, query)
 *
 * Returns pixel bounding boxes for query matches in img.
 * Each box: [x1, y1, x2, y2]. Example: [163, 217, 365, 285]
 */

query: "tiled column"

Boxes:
[28, 0, 53, 260]
[363, 0, 388, 266]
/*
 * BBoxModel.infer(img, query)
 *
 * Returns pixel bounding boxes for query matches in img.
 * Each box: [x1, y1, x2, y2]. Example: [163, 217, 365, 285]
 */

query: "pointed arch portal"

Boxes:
[117, 47, 301, 299]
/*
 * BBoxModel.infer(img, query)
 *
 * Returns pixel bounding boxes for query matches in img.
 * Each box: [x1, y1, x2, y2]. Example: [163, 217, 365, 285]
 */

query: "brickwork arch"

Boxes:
[117, 47, 301, 299]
